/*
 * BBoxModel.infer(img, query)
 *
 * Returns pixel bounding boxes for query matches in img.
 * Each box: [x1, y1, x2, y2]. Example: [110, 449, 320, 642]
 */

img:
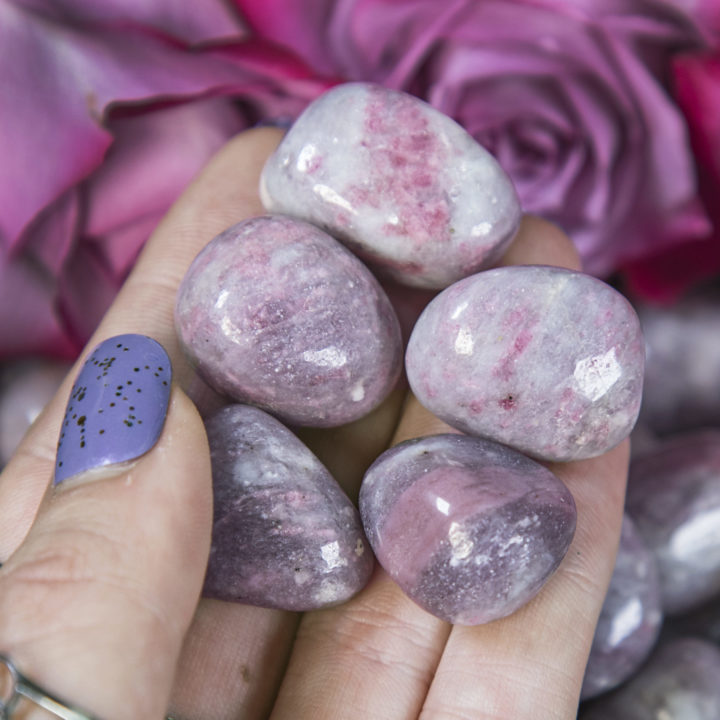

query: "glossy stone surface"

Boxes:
[581, 514, 663, 700]
[626, 430, 720, 615]
[0, 359, 68, 465]
[581, 638, 720, 720]
[406, 266, 645, 461]
[203, 404, 374, 610]
[359, 433, 576, 625]
[260, 83, 520, 289]
[637, 288, 720, 436]
[175, 215, 402, 427]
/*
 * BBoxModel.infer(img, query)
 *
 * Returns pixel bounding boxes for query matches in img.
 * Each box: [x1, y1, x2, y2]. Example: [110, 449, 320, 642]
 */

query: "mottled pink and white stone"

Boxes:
[175, 215, 402, 427]
[359, 434, 576, 625]
[626, 430, 720, 615]
[260, 83, 520, 289]
[203, 404, 374, 611]
[406, 266, 645, 461]
[581, 514, 663, 700]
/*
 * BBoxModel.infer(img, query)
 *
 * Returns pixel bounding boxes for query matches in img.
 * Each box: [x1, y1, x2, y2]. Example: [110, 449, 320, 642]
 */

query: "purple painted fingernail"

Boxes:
[54, 334, 172, 485]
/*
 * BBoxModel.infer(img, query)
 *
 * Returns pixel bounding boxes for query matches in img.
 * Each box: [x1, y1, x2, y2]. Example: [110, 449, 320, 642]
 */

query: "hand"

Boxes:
[0, 128, 629, 720]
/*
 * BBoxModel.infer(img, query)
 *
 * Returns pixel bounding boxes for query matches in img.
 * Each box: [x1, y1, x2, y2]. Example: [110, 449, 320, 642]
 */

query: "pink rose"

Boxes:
[237, 0, 712, 277]
[0, 0, 325, 358]
[623, 49, 720, 301]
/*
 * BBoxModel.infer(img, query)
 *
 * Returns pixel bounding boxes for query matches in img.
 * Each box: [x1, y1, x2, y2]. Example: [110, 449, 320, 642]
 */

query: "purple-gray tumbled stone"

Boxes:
[637, 288, 720, 436]
[203, 404, 374, 611]
[175, 215, 402, 427]
[581, 514, 663, 700]
[260, 83, 520, 290]
[359, 433, 576, 625]
[580, 638, 720, 720]
[405, 266, 645, 462]
[626, 431, 720, 615]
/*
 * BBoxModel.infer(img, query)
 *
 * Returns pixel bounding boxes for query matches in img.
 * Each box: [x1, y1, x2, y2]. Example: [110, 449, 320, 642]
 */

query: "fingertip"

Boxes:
[500, 215, 582, 271]
[391, 393, 459, 445]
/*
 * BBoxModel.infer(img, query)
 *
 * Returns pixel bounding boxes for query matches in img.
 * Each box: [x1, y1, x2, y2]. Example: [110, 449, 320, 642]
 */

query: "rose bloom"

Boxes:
[623, 49, 720, 301]
[0, 0, 325, 358]
[237, 0, 713, 278]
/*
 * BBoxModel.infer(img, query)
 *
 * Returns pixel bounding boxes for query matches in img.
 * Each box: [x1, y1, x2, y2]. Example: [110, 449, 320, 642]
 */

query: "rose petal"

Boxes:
[0, 3, 277, 249]
[10, 0, 244, 43]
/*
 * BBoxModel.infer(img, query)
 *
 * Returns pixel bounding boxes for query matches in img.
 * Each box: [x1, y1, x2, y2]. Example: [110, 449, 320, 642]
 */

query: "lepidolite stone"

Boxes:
[175, 215, 402, 427]
[359, 434, 576, 625]
[637, 289, 720, 436]
[203, 404, 374, 611]
[260, 83, 520, 289]
[580, 638, 720, 720]
[406, 266, 645, 461]
[626, 430, 720, 615]
[581, 514, 663, 700]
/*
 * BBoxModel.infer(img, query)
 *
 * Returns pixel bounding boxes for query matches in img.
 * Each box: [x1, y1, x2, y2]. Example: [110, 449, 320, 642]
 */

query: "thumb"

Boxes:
[0, 333, 212, 719]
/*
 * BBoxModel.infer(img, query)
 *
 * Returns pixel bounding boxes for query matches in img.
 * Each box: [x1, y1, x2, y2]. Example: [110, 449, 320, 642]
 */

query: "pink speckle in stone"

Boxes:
[351, 87, 451, 250]
[494, 329, 533, 382]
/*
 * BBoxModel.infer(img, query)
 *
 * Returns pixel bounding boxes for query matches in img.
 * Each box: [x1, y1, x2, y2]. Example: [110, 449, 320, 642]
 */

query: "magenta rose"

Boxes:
[237, 0, 712, 277]
[0, 0, 326, 358]
[623, 48, 720, 300]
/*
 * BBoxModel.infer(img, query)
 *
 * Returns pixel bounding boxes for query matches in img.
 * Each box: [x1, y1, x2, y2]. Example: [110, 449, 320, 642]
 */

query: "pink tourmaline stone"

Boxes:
[260, 83, 520, 289]
[359, 433, 576, 625]
[175, 215, 402, 427]
[406, 266, 645, 461]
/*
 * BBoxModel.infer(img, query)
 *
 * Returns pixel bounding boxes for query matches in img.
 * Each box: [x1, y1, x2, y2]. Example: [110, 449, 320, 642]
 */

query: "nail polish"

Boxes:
[54, 334, 172, 485]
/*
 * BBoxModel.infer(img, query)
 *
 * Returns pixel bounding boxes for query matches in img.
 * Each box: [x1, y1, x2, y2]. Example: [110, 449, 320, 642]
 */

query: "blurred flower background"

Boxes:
[1, 0, 719, 358]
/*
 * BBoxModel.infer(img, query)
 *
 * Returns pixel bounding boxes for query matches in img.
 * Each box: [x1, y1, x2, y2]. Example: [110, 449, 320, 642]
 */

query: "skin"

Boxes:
[0, 128, 629, 720]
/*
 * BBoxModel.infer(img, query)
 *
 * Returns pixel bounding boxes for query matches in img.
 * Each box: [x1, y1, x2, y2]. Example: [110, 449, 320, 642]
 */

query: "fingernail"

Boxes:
[55, 334, 172, 485]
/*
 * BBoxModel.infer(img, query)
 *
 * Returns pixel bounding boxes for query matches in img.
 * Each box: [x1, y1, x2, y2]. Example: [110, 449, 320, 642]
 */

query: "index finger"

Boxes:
[0, 127, 284, 558]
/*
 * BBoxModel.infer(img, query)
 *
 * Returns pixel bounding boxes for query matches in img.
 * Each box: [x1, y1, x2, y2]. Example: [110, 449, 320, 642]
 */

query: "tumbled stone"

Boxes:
[175, 215, 402, 427]
[260, 82, 520, 289]
[406, 266, 645, 461]
[581, 514, 663, 700]
[359, 433, 576, 625]
[637, 288, 720, 435]
[626, 430, 720, 615]
[0, 359, 68, 465]
[203, 404, 374, 611]
[580, 638, 720, 720]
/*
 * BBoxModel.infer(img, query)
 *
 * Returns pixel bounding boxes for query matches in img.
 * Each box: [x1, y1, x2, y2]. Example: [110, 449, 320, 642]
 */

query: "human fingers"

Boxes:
[0, 128, 285, 559]
[267, 215, 622, 720]
[0, 128, 302, 719]
[0, 336, 212, 719]
[417, 217, 628, 719]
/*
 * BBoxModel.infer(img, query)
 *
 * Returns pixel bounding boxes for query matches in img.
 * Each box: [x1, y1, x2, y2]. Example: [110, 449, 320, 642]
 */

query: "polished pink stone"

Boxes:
[175, 215, 402, 427]
[260, 83, 520, 289]
[359, 433, 576, 625]
[581, 514, 663, 700]
[626, 430, 720, 615]
[203, 404, 374, 611]
[406, 266, 645, 461]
